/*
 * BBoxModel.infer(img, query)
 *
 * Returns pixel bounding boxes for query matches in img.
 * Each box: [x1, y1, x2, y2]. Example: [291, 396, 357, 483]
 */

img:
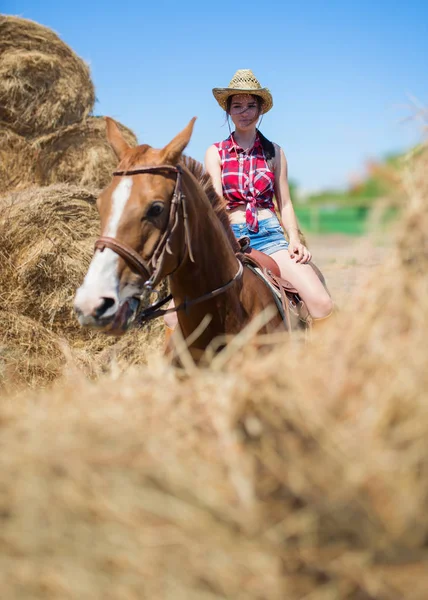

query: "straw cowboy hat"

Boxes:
[212, 69, 273, 114]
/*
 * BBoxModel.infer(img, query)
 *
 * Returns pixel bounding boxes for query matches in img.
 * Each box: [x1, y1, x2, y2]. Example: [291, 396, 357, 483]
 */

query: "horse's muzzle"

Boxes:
[75, 297, 140, 335]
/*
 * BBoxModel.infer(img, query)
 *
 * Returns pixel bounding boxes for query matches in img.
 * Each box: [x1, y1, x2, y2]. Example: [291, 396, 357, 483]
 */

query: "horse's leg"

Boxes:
[269, 249, 334, 319]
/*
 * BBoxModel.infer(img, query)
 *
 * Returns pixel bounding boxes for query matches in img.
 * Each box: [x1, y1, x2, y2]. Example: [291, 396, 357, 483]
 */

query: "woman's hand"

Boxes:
[288, 239, 312, 264]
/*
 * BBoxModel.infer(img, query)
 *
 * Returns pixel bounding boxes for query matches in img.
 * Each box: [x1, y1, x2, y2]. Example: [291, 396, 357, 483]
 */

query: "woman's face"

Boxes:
[228, 94, 261, 130]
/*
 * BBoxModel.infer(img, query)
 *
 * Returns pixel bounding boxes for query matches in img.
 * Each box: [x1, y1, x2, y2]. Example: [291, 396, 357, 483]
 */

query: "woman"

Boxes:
[205, 68, 333, 327]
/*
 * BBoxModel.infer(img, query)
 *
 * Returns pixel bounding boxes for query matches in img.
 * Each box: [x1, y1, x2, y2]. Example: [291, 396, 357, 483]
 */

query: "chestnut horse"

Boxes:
[74, 117, 302, 362]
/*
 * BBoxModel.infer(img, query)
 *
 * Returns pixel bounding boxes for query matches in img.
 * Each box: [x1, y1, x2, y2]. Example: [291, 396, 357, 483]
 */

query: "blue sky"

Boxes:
[3, 0, 428, 192]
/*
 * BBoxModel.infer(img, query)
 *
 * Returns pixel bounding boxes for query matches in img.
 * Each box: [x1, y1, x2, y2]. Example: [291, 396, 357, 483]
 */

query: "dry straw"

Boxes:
[0, 139, 427, 597]
[33, 116, 138, 189]
[0, 125, 37, 195]
[0, 183, 100, 337]
[0, 183, 165, 387]
[0, 30, 426, 592]
[0, 311, 67, 390]
[0, 16, 95, 137]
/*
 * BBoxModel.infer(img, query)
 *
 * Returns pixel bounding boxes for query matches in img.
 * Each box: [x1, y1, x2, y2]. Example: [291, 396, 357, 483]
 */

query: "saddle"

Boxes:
[237, 236, 312, 332]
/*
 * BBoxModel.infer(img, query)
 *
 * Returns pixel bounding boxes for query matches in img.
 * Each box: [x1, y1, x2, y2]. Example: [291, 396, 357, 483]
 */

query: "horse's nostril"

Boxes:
[93, 297, 116, 319]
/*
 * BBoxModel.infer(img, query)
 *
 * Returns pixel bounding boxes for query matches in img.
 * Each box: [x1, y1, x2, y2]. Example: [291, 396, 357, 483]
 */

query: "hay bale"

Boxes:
[33, 116, 138, 188]
[0, 15, 86, 58]
[0, 183, 164, 387]
[0, 125, 37, 195]
[0, 16, 95, 137]
[0, 311, 68, 390]
[0, 308, 158, 391]
[0, 184, 100, 338]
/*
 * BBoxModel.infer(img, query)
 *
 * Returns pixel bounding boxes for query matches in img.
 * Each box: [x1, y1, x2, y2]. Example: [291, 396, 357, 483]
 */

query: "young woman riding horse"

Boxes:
[164, 69, 334, 338]
[207, 69, 333, 324]
[74, 117, 295, 362]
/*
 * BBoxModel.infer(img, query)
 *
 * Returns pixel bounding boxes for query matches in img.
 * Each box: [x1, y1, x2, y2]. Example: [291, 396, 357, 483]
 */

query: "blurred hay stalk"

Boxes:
[0, 135, 427, 597]
[231, 134, 428, 596]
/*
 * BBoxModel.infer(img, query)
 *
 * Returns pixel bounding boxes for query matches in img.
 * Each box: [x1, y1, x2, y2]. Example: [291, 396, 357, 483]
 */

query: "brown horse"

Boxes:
[74, 117, 310, 362]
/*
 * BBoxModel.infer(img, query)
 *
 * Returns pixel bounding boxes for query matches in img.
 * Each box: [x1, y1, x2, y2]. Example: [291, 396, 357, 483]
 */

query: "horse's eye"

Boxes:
[145, 201, 164, 219]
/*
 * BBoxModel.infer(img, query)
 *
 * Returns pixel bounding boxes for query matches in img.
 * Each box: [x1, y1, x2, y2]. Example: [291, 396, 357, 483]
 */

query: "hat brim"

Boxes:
[212, 87, 273, 114]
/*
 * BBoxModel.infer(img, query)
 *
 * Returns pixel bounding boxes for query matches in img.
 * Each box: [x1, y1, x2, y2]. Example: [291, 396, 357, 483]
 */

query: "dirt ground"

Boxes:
[306, 232, 393, 307]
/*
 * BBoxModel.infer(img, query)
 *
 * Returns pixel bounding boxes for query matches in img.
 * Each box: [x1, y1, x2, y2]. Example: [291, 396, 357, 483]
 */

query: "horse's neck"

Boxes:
[169, 178, 239, 300]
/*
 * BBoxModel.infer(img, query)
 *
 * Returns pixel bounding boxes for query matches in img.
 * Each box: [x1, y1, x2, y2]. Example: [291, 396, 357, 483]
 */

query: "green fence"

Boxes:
[294, 205, 398, 235]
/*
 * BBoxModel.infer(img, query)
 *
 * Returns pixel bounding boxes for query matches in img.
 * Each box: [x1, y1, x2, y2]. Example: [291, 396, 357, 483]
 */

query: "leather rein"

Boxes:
[93, 164, 243, 323]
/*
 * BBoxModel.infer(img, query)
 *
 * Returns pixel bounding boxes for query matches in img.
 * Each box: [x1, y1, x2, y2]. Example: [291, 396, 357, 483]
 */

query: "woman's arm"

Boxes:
[204, 145, 223, 198]
[274, 144, 311, 263]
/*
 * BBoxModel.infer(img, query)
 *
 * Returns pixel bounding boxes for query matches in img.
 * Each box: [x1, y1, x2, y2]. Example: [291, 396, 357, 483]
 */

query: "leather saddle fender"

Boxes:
[238, 236, 298, 292]
[240, 245, 281, 279]
[237, 236, 311, 330]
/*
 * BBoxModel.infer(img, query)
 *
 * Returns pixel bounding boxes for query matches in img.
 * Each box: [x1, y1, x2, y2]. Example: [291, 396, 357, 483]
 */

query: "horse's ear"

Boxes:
[161, 117, 197, 164]
[105, 117, 131, 160]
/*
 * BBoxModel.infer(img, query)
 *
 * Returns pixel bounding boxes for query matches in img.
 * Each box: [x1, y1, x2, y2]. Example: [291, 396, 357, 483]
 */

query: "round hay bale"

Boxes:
[0, 183, 100, 338]
[0, 311, 67, 389]
[0, 15, 85, 58]
[0, 16, 95, 137]
[33, 117, 138, 189]
[0, 125, 37, 196]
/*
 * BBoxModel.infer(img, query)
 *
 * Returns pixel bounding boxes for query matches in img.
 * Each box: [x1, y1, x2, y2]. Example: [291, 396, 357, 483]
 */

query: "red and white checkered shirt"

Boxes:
[214, 132, 275, 233]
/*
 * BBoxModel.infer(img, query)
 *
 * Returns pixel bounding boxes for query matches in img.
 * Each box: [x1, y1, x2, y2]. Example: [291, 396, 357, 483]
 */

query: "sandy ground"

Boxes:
[306, 232, 393, 307]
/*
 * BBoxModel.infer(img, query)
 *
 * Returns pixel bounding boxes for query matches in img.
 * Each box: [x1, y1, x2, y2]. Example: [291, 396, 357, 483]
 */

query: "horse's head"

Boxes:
[74, 116, 196, 334]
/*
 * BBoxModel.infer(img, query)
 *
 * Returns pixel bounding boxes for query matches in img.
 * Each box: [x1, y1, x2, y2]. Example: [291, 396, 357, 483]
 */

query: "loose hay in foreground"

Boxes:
[0, 141, 427, 598]
[0, 16, 95, 137]
[33, 116, 138, 188]
[0, 125, 37, 195]
[0, 280, 428, 599]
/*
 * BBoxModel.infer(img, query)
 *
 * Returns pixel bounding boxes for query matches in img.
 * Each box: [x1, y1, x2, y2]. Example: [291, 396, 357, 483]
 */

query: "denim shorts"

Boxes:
[231, 216, 289, 255]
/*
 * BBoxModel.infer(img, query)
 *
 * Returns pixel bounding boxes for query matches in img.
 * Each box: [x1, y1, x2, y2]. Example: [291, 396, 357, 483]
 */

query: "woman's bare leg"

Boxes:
[270, 249, 333, 318]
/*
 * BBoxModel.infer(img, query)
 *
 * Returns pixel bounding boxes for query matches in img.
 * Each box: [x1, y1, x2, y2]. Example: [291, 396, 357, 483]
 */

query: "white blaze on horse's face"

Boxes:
[74, 177, 134, 324]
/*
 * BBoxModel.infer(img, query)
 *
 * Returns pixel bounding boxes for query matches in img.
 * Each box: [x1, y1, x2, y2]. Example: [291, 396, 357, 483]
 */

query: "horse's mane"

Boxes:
[117, 146, 239, 252]
[180, 155, 239, 252]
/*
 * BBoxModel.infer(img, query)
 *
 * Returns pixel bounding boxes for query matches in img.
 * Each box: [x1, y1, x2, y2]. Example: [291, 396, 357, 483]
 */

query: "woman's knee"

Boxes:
[309, 293, 334, 318]
[271, 250, 334, 318]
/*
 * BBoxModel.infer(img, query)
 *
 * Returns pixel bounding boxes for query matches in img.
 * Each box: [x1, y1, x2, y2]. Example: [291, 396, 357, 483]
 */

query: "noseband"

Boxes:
[93, 164, 243, 324]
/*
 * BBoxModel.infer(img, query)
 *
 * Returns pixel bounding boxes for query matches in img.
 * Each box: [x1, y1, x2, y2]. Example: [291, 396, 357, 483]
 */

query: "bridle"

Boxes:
[93, 164, 243, 323]
[95, 164, 190, 291]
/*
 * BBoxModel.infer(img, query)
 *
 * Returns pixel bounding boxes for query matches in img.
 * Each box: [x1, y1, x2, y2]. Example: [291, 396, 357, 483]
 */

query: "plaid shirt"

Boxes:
[214, 133, 275, 233]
